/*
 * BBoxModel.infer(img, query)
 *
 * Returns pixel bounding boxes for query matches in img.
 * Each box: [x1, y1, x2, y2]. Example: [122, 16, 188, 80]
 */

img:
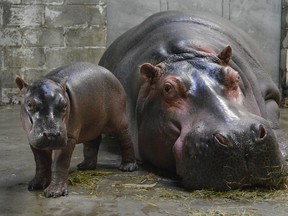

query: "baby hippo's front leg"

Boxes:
[44, 142, 75, 198]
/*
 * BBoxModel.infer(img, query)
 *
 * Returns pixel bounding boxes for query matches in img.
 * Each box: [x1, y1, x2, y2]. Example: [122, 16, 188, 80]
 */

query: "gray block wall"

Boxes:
[0, 0, 106, 104]
[0, 0, 285, 104]
[281, 0, 288, 102]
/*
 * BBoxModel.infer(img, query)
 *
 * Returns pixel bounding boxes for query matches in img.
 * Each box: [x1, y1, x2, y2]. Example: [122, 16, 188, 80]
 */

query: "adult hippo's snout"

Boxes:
[176, 117, 287, 190]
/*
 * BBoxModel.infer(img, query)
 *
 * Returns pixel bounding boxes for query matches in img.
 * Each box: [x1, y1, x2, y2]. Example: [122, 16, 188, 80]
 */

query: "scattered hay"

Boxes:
[68, 170, 115, 193]
[183, 207, 261, 216]
[67, 169, 288, 203]
[113, 182, 157, 189]
[188, 188, 288, 202]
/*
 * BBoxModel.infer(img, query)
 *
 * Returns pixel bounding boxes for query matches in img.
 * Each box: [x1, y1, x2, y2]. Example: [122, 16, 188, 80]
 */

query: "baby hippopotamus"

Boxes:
[15, 62, 138, 198]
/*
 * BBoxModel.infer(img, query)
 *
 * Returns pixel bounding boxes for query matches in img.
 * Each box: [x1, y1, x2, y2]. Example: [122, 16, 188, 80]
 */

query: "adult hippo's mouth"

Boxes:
[173, 117, 288, 190]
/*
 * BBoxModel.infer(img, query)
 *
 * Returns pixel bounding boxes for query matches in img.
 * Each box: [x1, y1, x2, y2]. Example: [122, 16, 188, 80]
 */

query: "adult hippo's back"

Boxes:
[99, 11, 288, 190]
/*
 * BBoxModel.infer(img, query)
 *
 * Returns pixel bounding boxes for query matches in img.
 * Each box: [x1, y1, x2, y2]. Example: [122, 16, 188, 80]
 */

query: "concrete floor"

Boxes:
[1, 105, 288, 216]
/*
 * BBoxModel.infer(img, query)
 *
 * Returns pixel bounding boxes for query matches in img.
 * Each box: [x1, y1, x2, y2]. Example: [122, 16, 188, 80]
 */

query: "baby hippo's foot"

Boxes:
[119, 161, 138, 172]
[77, 160, 97, 170]
[44, 182, 68, 198]
[28, 176, 50, 191]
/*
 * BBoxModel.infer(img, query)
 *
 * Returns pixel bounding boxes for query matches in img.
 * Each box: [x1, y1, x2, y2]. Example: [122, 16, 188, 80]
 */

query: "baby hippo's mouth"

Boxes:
[29, 131, 67, 150]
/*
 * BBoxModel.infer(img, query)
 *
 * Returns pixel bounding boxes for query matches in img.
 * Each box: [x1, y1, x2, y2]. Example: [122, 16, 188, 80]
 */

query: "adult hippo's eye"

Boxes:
[164, 83, 172, 93]
[163, 82, 178, 100]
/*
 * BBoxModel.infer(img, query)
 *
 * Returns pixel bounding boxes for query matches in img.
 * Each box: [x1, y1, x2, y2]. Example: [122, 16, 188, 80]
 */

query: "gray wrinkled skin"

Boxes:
[99, 11, 288, 190]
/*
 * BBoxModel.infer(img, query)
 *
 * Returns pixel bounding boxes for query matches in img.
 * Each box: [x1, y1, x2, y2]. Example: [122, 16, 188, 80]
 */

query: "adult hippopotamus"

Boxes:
[99, 11, 288, 190]
[15, 62, 137, 197]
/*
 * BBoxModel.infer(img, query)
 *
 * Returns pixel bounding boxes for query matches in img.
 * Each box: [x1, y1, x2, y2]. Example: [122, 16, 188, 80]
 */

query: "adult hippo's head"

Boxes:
[16, 76, 69, 150]
[136, 46, 287, 190]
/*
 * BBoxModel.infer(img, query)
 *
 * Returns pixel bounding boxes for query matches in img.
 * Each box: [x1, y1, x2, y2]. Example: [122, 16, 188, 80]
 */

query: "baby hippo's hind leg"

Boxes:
[114, 120, 138, 172]
[77, 136, 102, 170]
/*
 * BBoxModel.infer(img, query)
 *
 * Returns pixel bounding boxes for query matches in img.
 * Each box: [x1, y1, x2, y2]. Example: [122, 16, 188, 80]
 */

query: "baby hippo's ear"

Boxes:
[60, 76, 68, 91]
[15, 75, 29, 91]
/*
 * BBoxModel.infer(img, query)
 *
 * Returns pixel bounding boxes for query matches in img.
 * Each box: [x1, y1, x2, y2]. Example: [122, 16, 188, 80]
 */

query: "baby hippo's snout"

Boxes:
[177, 121, 287, 191]
[43, 131, 61, 141]
[29, 127, 67, 150]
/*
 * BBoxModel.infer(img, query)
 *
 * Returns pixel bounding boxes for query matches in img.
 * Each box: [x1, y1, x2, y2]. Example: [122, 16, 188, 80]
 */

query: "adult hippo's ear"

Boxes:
[218, 45, 232, 65]
[15, 75, 29, 91]
[140, 63, 162, 84]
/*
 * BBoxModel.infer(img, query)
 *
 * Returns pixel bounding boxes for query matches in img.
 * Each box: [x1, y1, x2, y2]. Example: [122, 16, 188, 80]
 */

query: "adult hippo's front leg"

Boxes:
[43, 139, 76, 198]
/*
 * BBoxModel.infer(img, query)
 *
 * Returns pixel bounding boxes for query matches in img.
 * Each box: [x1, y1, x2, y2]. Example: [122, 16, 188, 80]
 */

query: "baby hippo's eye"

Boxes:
[58, 99, 67, 112]
[26, 100, 37, 112]
[61, 103, 67, 112]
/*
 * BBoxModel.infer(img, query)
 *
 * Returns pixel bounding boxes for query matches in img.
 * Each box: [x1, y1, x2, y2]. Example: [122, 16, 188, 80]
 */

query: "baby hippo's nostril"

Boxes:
[42, 132, 60, 140]
[214, 133, 230, 147]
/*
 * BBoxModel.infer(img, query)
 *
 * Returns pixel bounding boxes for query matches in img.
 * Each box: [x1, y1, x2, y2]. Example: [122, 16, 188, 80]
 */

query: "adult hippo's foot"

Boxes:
[43, 181, 68, 198]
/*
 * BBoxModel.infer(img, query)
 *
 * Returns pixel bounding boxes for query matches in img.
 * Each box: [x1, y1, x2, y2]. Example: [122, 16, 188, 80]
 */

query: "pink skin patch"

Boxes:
[173, 136, 184, 175]
[224, 67, 243, 104]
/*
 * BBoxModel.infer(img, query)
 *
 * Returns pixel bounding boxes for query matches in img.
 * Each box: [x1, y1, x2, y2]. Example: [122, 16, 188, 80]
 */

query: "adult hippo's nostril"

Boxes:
[251, 124, 266, 141]
[259, 124, 266, 139]
[214, 133, 230, 147]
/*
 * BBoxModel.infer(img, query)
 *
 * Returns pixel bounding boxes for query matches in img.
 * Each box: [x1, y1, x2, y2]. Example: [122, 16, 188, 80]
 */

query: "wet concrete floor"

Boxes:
[1, 105, 288, 216]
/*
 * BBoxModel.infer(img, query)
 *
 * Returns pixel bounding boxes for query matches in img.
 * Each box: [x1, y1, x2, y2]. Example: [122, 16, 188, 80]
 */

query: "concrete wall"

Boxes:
[0, 0, 107, 104]
[0, 0, 284, 104]
[281, 0, 288, 101]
